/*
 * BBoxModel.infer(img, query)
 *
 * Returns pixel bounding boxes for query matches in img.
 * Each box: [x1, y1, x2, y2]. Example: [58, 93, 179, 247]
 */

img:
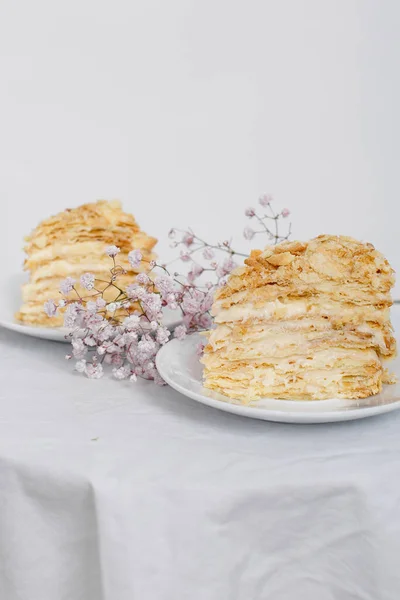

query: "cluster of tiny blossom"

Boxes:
[243, 195, 291, 244]
[44, 194, 291, 385]
[105, 245, 120, 258]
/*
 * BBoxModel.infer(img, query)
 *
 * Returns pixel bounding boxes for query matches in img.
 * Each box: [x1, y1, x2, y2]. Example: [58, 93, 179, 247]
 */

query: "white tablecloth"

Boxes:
[1, 310, 400, 600]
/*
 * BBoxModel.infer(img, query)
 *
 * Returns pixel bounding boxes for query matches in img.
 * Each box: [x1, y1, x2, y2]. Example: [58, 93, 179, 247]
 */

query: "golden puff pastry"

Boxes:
[16, 200, 157, 327]
[202, 235, 396, 401]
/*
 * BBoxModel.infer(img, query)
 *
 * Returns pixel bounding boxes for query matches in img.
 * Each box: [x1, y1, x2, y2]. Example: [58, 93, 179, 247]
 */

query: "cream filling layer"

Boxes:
[202, 347, 380, 372]
[25, 235, 154, 266]
[28, 258, 152, 282]
[207, 321, 389, 356]
[205, 366, 381, 399]
[215, 283, 391, 312]
[213, 298, 389, 324]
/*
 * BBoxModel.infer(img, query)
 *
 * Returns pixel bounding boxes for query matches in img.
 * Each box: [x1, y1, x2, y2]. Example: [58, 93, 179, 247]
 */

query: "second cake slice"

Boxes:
[16, 200, 157, 327]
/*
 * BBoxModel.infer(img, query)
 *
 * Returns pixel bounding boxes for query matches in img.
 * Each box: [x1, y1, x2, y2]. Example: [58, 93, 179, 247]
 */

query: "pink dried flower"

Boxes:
[201, 292, 214, 312]
[44, 299, 57, 317]
[85, 363, 104, 379]
[64, 302, 82, 328]
[72, 339, 87, 360]
[282, 208, 290, 218]
[154, 274, 174, 297]
[80, 272, 95, 290]
[112, 366, 131, 380]
[126, 284, 146, 300]
[218, 257, 236, 277]
[96, 298, 107, 309]
[225, 256, 236, 270]
[124, 315, 140, 331]
[136, 273, 150, 285]
[84, 312, 104, 329]
[187, 263, 204, 283]
[243, 226, 255, 240]
[192, 288, 205, 302]
[202, 247, 215, 260]
[156, 326, 170, 345]
[130, 373, 137, 382]
[182, 313, 193, 328]
[143, 361, 156, 378]
[126, 347, 138, 365]
[105, 245, 120, 258]
[182, 232, 194, 247]
[105, 342, 119, 354]
[137, 338, 157, 358]
[86, 301, 97, 312]
[60, 277, 76, 295]
[259, 194, 272, 207]
[75, 360, 86, 373]
[198, 313, 212, 328]
[114, 334, 127, 348]
[125, 331, 138, 344]
[97, 324, 113, 342]
[110, 354, 124, 367]
[140, 315, 150, 326]
[245, 207, 256, 217]
[142, 293, 162, 319]
[182, 296, 201, 315]
[128, 249, 142, 268]
[166, 293, 178, 310]
[180, 251, 191, 262]
[174, 324, 187, 340]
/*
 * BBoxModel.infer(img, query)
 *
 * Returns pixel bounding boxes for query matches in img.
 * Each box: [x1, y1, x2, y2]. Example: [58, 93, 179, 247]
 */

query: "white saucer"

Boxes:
[0, 273, 182, 343]
[156, 333, 400, 424]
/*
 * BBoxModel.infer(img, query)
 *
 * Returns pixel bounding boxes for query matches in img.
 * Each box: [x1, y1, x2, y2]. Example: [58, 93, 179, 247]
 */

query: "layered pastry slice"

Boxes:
[202, 235, 396, 401]
[16, 200, 157, 327]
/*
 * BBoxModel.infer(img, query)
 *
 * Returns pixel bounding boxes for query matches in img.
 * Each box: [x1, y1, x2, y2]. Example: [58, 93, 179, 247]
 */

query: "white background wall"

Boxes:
[1, 1, 399, 293]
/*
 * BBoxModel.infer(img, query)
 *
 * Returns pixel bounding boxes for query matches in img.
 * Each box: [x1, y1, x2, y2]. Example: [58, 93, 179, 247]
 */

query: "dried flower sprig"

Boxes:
[243, 194, 291, 243]
[44, 194, 291, 382]
[167, 195, 291, 288]
[44, 251, 216, 383]
[169, 193, 290, 267]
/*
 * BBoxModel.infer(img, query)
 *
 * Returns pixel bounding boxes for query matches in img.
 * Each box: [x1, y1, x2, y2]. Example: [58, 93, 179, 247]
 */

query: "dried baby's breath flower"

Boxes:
[44, 194, 291, 385]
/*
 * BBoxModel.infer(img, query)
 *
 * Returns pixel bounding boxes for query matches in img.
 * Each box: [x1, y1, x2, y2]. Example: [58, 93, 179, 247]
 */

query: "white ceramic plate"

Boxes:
[0, 274, 182, 343]
[156, 332, 400, 424]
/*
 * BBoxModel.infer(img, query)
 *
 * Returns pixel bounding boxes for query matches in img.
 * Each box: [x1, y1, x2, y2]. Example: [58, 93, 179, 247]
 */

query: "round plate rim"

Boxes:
[156, 334, 400, 424]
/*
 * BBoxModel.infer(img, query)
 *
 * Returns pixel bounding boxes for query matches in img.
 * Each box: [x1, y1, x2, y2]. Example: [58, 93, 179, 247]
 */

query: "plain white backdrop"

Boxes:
[1, 1, 399, 293]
